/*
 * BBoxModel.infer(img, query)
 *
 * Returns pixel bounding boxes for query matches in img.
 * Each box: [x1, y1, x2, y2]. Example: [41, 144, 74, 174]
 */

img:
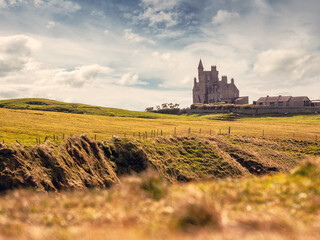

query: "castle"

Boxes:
[192, 60, 247, 104]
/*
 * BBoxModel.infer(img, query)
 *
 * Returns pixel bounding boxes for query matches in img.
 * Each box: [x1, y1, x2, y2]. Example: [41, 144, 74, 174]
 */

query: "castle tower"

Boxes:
[193, 60, 240, 104]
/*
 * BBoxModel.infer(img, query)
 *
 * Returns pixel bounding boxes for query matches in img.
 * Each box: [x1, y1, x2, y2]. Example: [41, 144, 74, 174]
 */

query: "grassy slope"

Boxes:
[0, 98, 175, 118]
[0, 134, 318, 192]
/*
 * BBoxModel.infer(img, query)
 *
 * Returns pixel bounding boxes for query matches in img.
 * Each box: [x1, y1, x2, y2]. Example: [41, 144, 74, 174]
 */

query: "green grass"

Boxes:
[0, 98, 176, 119]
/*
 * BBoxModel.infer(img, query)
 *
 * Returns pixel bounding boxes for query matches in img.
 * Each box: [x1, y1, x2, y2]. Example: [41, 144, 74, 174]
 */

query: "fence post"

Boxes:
[174, 127, 176, 135]
[200, 128, 202, 134]
[139, 132, 141, 139]
[219, 129, 221, 134]
[63, 133, 65, 139]
[161, 129, 163, 136]
[262, 130, 264, 137]
[53, 135, 55, 141]
[95, 134, 97, 140]
[316, 135, 318, 141]
[293, 133, 295, 139]
[228, 127, 231, 135]
[145, 131, 148, 139]
[188, 127, 191, 134]
[210, 129, 212, 135]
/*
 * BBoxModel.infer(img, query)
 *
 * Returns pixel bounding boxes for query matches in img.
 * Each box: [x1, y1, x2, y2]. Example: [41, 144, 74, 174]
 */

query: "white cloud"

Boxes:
[90, 10, 105, 19]
[212, 10, 240, 24]
[46, 21, 56, 29]
[140, 0, 178, 11]
[253, 48, 320, 87]
[0, 0, 24, 8]
[34, 0, 81, 13]
[124, 29, 155, 45]
[54, 64, 111, 88]
[254, 49, 309, 77]
[0, 35, 41, 77]
[152, 51, 171, 61]
[135, 0, 180, 28]
[118, 73, 147, 86]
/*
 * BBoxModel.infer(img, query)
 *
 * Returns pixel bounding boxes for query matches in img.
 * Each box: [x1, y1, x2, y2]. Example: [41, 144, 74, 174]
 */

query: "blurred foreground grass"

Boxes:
[0, 158, 319, 240]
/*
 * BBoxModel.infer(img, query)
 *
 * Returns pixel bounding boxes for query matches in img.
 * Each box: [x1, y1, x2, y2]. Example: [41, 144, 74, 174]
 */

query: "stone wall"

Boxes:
[185, 106, 320, 115]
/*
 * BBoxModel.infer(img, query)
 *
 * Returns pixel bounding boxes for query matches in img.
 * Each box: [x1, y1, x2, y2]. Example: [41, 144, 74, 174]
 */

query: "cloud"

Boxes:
[54, 64, 111, 88]
[0, 0, 24, 8]
[118, 73, 147, 86]
[34, 0, 81, 13]
[212, 10, 240, 24]
[253, 48, 320, 87]
[134, 0, 180, 28]
[90, 10, 106, 19]
[152, 51, 171, 61]
[140, 0, 178, 11]
[46, 21, 56, 29]
[0, 35, 41, 77]
[124, 29, 155, 45]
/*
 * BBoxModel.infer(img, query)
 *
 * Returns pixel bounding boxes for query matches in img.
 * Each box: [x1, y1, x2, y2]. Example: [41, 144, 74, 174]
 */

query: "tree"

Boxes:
[145, 107, 154, 112]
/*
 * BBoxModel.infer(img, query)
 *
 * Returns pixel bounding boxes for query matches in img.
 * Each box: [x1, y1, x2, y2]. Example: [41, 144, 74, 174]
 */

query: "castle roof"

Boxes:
[198, 59, 203, 69]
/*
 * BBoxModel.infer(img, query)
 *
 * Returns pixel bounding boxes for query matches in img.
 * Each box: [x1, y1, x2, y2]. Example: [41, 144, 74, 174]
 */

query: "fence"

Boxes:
[1, 126, 319, 146]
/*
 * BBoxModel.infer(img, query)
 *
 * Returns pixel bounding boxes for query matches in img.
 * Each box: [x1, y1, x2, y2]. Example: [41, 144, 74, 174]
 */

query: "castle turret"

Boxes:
[222, 76, 227, 83]
[198, 59, 204, 72]
[231, 78, 234, 85]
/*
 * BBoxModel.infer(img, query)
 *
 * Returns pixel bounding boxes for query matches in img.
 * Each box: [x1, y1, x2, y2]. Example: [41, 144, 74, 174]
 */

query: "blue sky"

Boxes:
[0, 0, 319, 110]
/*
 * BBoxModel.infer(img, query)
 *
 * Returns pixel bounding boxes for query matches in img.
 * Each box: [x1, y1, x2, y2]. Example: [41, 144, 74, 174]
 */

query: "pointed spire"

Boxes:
[198, 59, 203, 70]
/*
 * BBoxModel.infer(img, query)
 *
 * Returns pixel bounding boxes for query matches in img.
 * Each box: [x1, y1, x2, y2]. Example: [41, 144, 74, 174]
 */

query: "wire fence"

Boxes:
[1, 126, 319, 146]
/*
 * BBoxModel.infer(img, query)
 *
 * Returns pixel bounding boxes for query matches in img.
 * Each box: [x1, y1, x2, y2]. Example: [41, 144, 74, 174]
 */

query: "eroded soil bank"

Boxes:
[0, 135, 318, 191]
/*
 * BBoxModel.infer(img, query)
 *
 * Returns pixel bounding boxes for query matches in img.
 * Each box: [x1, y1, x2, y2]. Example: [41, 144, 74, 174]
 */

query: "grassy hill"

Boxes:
[0, 98, 169, 118]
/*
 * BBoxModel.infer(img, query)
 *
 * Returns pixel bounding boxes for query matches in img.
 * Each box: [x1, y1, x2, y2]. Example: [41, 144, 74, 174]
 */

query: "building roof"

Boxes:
[256, 96, 310, 103]
[290, 96, 310, 102]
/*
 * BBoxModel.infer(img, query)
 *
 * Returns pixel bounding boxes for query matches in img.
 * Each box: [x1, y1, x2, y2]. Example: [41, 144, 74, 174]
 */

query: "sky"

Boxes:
[0, 0, 319, 110]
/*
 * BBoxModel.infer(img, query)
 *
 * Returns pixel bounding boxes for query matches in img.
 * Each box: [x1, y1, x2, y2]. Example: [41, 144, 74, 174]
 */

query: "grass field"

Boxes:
[0, 99, 319, 145]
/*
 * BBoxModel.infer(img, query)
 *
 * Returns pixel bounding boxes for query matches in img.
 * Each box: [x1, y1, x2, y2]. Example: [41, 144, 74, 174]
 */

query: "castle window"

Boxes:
[278, 102, 283, 107]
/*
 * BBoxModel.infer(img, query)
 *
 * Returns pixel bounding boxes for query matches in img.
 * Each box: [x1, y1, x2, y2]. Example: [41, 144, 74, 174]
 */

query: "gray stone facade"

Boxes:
[193, 60, 240, 104]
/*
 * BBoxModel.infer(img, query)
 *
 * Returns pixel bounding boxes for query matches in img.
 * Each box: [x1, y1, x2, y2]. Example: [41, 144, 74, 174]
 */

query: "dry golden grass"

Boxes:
[0, 108, 319, 146]
[0, 158, 320, 240]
